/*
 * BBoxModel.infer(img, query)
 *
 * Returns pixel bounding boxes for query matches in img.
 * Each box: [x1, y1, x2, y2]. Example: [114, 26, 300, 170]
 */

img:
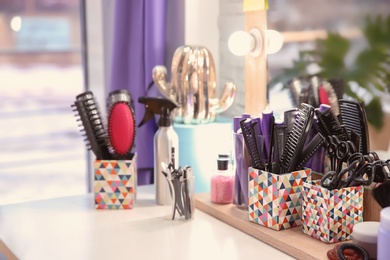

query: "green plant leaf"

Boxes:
[365, 96, 384, 129]
[268, 51, 312, 89]
[313, 33, 350, 79]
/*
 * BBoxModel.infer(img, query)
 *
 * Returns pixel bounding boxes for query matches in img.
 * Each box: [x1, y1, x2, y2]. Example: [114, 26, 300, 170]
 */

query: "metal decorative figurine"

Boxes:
[153, 45, 237, 124]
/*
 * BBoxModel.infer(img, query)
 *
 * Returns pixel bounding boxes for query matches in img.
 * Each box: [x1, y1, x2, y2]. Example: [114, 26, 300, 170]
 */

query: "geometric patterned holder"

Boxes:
[248, 167, 312, 231]
[94, 154, 137, 209]
[301, 180, 364, 243]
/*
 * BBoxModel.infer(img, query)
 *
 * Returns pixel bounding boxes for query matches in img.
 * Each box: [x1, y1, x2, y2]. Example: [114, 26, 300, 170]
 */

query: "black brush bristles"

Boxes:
[315, 108, 349, 142]
[72, 91, 111, 160]
[279, 103, 315, 172]
[339, 99, 370, 154]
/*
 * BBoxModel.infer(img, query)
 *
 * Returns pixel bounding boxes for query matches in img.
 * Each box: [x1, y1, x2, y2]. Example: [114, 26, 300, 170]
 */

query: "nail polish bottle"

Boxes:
[211, 155, 234, 204]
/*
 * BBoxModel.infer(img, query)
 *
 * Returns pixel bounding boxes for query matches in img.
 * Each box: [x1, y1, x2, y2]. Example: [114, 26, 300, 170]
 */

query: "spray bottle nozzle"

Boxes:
[138, 97, 179, 127]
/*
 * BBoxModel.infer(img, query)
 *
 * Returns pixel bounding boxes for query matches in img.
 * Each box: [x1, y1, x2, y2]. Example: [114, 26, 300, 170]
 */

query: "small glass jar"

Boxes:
[211, 155, 234, 204]
[352, 221, 380, 259]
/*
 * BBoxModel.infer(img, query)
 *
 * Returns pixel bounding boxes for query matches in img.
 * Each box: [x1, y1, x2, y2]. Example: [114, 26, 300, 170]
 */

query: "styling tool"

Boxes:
[338, 99, 370, 155]
[287, 78, 303, 107]
[273, 123, 287, 173]
[107, 90, 136, 159]
[315, 108, 349, 142]
[279, 103, 315, 172]
[261, 109, 273, 161]
[267, 116, 275, 172]
[240, 118, 265, 170]
[295, 133, 325, 170]
[250, 119, 265, 165]
[283, 108, 298, 135]
[308, 76, 320, 108]
[321, 81, 340, 116]
[72, 91, 111, 160]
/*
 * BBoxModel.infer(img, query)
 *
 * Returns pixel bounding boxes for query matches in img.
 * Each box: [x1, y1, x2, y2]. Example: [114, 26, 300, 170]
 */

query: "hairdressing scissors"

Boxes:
[326, 135, 356, 173]
[321, 152, 374, 190]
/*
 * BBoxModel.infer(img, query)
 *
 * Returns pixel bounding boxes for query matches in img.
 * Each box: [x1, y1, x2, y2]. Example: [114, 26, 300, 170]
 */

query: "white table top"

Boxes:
[0, 185, 294, 260]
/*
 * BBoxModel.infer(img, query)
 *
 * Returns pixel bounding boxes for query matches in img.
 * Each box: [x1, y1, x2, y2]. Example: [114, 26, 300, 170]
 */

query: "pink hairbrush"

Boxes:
[107, 90, 136, 159]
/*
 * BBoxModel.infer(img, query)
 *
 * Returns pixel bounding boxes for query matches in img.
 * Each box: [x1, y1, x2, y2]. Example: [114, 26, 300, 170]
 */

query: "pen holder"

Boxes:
[301, 180, 364, 243]
[94, 153, 137, 209]
[166, 175, 195, 221]
[248, 167, 312, 231]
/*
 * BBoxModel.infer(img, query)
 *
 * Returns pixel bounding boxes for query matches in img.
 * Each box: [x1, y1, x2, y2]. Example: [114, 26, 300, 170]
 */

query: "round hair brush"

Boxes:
[107, 90, 136, 159]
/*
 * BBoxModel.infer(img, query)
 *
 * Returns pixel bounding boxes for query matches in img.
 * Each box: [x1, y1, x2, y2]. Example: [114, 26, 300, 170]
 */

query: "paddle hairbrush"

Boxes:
[107, 90, 136, 159]
[72, 91, 111, 160]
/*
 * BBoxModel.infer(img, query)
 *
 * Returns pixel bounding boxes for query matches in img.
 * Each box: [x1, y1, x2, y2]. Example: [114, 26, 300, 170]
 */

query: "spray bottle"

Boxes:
[138, 97, 179, 205]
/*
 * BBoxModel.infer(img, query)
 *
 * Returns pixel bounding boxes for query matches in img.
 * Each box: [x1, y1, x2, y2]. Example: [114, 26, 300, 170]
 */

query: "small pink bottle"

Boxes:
[211, 155, 234, 204]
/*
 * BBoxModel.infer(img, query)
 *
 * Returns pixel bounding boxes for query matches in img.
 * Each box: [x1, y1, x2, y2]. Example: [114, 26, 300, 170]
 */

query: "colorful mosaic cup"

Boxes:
[94, 154, 137, 209]
[301, 180, 364, 243]
[248, 167, 312, 231]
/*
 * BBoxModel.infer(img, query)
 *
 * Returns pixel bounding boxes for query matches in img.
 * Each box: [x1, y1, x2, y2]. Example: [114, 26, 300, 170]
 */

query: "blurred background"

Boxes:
[0, 0, 389, 204]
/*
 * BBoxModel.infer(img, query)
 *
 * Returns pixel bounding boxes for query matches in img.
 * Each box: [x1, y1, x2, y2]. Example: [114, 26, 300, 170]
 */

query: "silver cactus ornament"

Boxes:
[153, 45, 237, 124]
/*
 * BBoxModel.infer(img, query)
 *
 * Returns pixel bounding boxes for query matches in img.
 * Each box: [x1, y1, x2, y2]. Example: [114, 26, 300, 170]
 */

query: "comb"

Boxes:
[338, 99, 370, 154]
[279, 103, 315, 172]
[273, 124, 287, 173]
[72, 91, 111, 160]
[295, 133, 325, 170]
[240, 118, 265, 170]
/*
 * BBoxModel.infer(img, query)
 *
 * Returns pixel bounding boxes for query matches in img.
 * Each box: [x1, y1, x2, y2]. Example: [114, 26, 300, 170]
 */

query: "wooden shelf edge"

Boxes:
[195, 193, 337, 260]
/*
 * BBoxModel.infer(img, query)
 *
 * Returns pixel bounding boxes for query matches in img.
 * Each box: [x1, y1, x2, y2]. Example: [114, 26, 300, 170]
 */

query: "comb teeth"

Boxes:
[339, 99, 369, 154]
[240, 118, 264, 170]
[280, 103, 314, 172]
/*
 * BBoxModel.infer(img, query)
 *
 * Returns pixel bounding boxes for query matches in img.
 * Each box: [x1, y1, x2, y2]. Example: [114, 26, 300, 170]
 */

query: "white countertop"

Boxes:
[0, 185, 294, 260]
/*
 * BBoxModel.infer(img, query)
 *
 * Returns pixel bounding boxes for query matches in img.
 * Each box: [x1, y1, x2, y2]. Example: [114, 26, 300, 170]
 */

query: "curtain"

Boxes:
[109, 0, 166, 185]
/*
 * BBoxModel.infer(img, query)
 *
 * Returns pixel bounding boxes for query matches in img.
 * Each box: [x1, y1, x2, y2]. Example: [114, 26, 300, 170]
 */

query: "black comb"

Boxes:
[72, 91, 111, 160]
[338, 99, 370, 154]
[279, 103, 315, 172]
[240, 118, 265, 170]
[295, 133, 325, 170]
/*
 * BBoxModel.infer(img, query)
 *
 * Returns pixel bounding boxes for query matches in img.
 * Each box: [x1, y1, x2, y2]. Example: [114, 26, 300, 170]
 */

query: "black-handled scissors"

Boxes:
[326, 135, 356, 173]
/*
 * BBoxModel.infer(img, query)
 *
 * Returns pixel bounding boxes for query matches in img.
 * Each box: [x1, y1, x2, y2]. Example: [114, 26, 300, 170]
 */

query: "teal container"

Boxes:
[174, 117, 233, 193]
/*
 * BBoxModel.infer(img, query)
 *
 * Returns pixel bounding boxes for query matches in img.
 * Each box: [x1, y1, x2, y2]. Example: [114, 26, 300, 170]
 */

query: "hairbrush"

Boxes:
[287, 78, 302, 107]
[338, 99, 370, 154]
[308, 76, 320, 108]
[315, 108, 349, 142]
[279, 103, 315, 172]
[107, 90, 136, 159]
[240, 118, 265, 170]
[321, 81, 339, 116]
[72, 91, 111, 160]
